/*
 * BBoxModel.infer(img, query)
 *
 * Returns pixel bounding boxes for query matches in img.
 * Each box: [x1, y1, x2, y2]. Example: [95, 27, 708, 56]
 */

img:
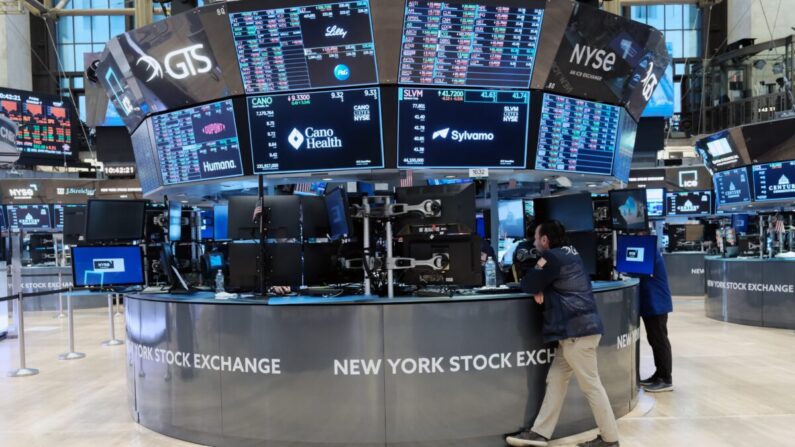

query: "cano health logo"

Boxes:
[334, 64, 351, 81]
[288, 127, 342, 150]
[770, 174, 795, 194]
[431, 128, 494, 142]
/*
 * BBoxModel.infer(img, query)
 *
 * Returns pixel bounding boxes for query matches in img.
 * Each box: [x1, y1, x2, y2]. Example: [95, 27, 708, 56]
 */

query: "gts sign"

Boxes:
[569, 43, 616, 72]
[136, 44, 212, 82]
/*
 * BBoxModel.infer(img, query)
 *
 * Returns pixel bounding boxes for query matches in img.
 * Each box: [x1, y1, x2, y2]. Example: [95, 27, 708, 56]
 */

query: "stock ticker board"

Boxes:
[398, 1, 544, 88]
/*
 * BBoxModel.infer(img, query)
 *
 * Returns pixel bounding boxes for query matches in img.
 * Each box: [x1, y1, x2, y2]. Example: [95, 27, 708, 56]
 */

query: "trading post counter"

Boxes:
[706, 256, 795, 329]
[662, 252, 706, 296]
[124, 280, 640, 447]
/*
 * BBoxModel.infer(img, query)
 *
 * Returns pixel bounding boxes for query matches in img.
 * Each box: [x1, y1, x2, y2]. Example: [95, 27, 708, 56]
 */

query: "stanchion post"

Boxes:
[55, 272, 66, 319]
[8, 292, 39, 377]
[102, 294, 123, 346]
[58, 290, 85, 360]
[114, 293, 122, 318]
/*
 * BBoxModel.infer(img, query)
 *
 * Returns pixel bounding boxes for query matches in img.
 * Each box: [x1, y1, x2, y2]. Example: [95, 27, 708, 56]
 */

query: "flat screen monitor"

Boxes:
[685, 225, 704, 242]
[732, 214, 750, 234]
[227, 242, 302, 291]
[5, 204, 51, 229]
[53, 204, 85, 229]
[397, 88, 529, 168]
[168, 202, 182, 242]
[609, 189, 648, 232]
[199, 208, 214, 239]
[227, 196, 301, 240]
[752, 160, 795, 203]
[566, 231, 596, 276]
[394, 183, 476, 235]
[301, 196, 330, 239]
[325, 187, 352, 240]
[398, 0, 545, 88]
[247, 88, 384, 174]
[524, 199, 534, 218]
[615, 235, 657, 275]
[150, 99, 244, 185]
[695, 128, 748, 172]
[665, 191, 712, 216]
[714, 166, 752, 207]
[229, 1, 378, 95]
[71, 245, 145, 287]
[85, 199, 147, 242]
[534, 93, 624, 177]
[498, 199, 525, 239]
[213, 204, 228, 240]
[533, 193, 594, 232]
[0, 87, 74, 160]
[62, 205, 87, 245]
[397, 233, 483, 287]
[646, 188, 665, 217]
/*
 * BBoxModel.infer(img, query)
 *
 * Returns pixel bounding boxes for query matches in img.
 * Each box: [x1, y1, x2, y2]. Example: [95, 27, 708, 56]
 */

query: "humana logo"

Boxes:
[202, 160, 237, 172]
[432, 128, 494, 142]
[770, 174, 795, 193]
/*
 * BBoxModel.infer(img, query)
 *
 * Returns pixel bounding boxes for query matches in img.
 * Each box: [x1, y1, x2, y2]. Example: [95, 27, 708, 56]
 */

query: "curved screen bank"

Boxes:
[125, 280, 639, 447]
[663, 252, 706, 296]
[706, 257, 795, 329]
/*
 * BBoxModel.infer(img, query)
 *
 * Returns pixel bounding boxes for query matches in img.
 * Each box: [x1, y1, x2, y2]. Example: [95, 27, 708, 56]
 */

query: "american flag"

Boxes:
[400, 170, 414, 188]
[775, 216, 785, 234]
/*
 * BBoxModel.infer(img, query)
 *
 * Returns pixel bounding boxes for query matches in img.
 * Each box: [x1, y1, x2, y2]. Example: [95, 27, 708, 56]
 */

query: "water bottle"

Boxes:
[485, 257, 497, 288]
[215, 270, 225, 293]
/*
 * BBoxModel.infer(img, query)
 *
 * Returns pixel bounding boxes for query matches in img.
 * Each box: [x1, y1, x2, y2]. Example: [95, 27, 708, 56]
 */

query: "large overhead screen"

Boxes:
[714, 166, 752, 207]
[150, 99, 244, 185]
[97, 3, 243, 131]
[247, 88, 384, 174]
[0, 87, 74, 161]
[398, 0, 545, 88]
[752, 160, 795, 203]
[666, 190, 713, 216]
[530, 1, 670, 121]
[534, 93, 633, 177]
[229, 1, 379, 94]
[695, 127, 749, 172]
[397, 88, 529, 168]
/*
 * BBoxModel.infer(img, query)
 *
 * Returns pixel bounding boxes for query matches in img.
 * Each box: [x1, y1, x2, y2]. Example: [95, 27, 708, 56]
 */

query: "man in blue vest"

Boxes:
[506, 221, 619, 447]
[638, 245, 674, 392]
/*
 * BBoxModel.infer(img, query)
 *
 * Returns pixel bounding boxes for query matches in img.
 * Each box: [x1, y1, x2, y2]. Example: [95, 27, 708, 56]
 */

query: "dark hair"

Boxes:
[536, 220, 568, 248]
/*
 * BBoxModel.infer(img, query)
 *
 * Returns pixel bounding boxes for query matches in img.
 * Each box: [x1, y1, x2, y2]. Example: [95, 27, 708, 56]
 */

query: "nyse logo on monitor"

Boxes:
[136, 44, 213, 82]
[626, 247, 645, 262]
[93, 258, 125, 273]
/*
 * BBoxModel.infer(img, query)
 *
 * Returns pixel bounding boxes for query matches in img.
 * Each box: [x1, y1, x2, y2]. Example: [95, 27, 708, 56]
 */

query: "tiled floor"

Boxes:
[1, 296, 794, 446]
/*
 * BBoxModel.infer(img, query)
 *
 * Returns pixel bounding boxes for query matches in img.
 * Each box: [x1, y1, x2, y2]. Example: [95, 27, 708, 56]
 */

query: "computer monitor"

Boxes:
[324, 187, 352, 241]
[227, 242, 302, 291]
[396, 233, 483, 287]
[227, 196, 301, 240]
[199, 208, 214, 240]
[685, 225, 705, 242]
[533, 193, 594, 232]
[303, 243, 340, 286]
[168, 201, 182, 242]
[498, 199, 525, 239]
[732, 214, 750, 234]
[615, 235, 658, 275]
[566, 231, 597, 276]
[159, 243, 191, 292]
[394, 183, 476, 235]
[85, 199, 147, 242]
[646, 188, 666, 217]
[213, 204, 228, 240]
[71, 245, 145, 288]
[62, 206, 87, 245]
[301, 196, 330, 239]
[609, 189, 649, 232]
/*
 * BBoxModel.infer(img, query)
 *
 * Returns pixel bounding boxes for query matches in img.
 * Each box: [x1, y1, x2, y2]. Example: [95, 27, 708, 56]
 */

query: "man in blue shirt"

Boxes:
[506, 221, 619, 447]
[638, 247, 674, 392]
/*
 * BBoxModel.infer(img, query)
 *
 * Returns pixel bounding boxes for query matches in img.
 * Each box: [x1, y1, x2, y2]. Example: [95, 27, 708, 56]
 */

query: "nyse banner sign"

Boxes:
[532, 1, 671, 120]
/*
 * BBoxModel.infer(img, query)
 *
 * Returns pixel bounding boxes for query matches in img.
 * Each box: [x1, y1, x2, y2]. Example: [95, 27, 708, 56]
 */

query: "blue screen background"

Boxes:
[616, 235, 657, 275]
[72, 245, 144, 287]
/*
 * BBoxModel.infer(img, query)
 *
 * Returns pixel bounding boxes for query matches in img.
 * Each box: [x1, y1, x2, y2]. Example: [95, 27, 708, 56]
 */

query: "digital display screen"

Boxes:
[213, 204, 228, 240]
[609, 189, 647, 231]
[168, 202, 182, 242]
[71, 245, 145, 287]
[695, 129, 748, 172]
[324, 187, 350, 240]
[200, 208, 214, 239]
[397, 88, 528, 168]
[616, 234, 657, 275]
[247, 88, 383, 174]
[646, 188, 665, 217]
[5, 205, 51, 229]
[53, 204, 85, 229]
[641, 42, 674, 118]
[398, 0, 545, 88]
[0, 88, 72, 158]
[151, 99, 244, 185]
[498, 199, 524, 238]
[752, 160, 795, 202]
[230, 1, 378, 94]
[714, 166, 752, 206]
[666, 190, 713, 216]
[535, 93, 622, 176]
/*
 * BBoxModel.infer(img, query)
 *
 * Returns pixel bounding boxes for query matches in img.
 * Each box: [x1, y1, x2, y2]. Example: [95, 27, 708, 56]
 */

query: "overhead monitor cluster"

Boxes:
[97, 0, 670, 193]
[0, 87, 75, 163]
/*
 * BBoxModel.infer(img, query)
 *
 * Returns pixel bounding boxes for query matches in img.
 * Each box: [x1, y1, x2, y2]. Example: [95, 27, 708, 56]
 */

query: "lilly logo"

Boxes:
[136, 44, 212, 82]
[325, 25, 348, 39]
[334, 64, 350, 81]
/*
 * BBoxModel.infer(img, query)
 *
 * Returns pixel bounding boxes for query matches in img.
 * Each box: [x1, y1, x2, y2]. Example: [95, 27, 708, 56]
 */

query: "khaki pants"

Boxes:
[531, 334, 619, 443]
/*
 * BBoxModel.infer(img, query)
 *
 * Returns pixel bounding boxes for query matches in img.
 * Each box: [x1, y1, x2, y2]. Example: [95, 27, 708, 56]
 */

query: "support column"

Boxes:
[0, 10, 33, 90]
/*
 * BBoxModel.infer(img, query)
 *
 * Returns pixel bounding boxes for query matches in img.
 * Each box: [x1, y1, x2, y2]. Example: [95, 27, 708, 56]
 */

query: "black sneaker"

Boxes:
[644, 379, 674, 393]
[505, 430, 549, 446]
[639, 375, 657, 387]
[576, 435, 620, 447]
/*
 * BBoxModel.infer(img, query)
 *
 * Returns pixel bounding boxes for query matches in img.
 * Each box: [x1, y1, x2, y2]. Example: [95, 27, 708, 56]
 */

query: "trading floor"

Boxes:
[1, 296, 792, 447]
